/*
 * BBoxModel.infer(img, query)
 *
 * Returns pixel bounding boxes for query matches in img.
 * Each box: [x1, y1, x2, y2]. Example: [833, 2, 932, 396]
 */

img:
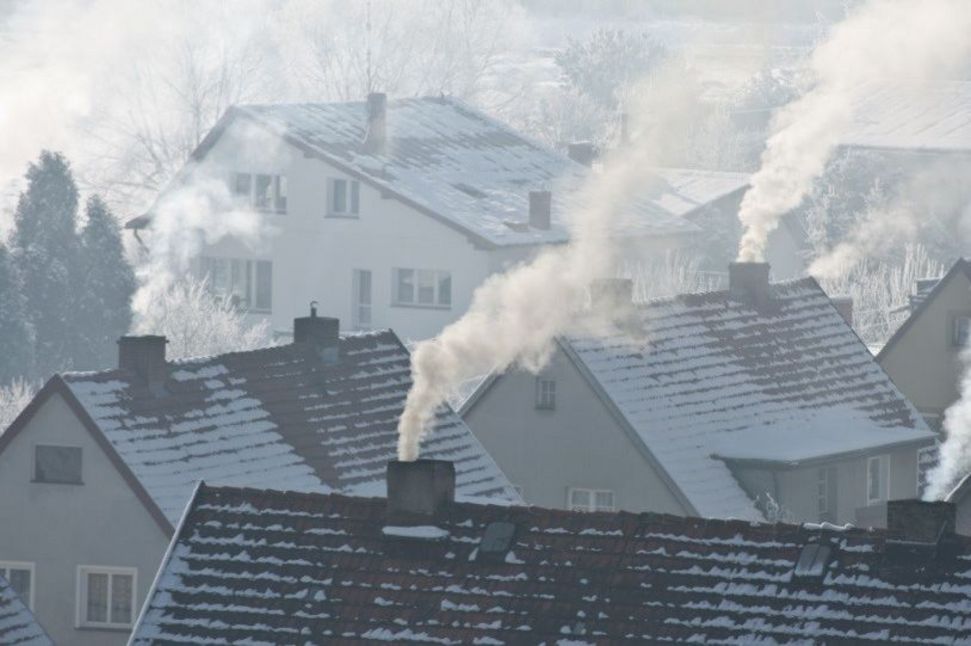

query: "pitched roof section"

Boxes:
[132, 484, 971, 644]
[62, 331, 517, 524]
[129, 97, 748, 245]
[562, 278, 935, 520]
[0, 576, 51, 646]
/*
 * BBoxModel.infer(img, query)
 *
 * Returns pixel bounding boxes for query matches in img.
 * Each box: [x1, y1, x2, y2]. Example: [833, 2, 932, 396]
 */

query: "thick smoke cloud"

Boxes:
[737, 0, 971, 262]
[925, 348, 971, 500]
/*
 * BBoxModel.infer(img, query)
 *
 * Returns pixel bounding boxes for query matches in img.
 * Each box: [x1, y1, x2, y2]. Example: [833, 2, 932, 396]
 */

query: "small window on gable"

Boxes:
[953, 316, 971, 347]
[568, 488, 614, 512]
[328, 178, 360, 217]
[535, 378, 556, 410]
[34, 445, 82, 484]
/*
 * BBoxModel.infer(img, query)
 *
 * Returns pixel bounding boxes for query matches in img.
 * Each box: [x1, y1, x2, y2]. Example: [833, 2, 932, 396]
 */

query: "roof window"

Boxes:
[476, 521, 517, 562]
[794, 543, 832, 578]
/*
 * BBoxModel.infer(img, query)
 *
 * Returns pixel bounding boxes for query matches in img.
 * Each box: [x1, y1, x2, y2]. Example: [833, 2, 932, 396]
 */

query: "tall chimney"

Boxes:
[831, 295, 853, 327]
[567, 142, 596, 167]
[118, 336, 167, 393]
[887, 499, 956, 544]
[386, 460, 455, 525]
[529, 190, 552, 230]
[363, 92, 387, 155]
[293, 303, 340, 363]
[729, 262, 772, 309]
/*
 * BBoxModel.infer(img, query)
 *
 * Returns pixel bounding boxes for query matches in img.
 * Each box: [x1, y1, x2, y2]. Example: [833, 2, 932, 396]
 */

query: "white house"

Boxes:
[127, 94, 799, 343]
[0, 312, 516, 645]
[461, 262, 936, 525]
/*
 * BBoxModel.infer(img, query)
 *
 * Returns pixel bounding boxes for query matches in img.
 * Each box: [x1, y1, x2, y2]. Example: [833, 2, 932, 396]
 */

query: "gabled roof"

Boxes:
[878, 258, 971, 361]
[469, 278, 935, 520]
[132, 483, 971, 644]
[845, 81, 971, 153]
[3, 331, 516, 527]
[0, 576, 51, 646]
[127, 97, 748, 247]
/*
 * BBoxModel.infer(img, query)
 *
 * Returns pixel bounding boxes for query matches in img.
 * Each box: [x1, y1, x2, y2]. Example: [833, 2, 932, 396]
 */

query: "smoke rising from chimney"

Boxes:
[925, 346, 971, 500]
[736, 0, 971, 263]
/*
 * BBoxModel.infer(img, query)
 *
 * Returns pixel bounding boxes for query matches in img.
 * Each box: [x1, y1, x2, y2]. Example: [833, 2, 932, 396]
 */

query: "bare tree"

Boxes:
[0, 379, 35, 433]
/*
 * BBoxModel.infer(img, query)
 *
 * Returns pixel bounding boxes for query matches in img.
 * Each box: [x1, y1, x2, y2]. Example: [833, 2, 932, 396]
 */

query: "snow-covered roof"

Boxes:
[845, 81, 971, 153]
[560, 278, 934, 520]
[59, 330, 517, 525]
[132, 483, 971, 644]
[0, 576, 51, 646]
[131, 97, 749, 244]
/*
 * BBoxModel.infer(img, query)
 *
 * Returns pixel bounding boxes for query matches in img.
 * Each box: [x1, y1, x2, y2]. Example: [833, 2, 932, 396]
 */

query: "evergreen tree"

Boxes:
[0, 244, 33, 384]
[11, 151, 83, 377]
[76, 196, 136, 370]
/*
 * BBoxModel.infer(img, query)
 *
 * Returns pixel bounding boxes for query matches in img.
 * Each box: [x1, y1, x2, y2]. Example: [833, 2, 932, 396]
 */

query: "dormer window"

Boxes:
[232, 172, 287, 213]
[328, 178, 360, 217]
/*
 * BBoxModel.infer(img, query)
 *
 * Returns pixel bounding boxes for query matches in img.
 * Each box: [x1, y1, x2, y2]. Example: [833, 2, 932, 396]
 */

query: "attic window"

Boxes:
[454, 183, 486, 198]
[794, 543, 832, 578]
[476, 521, 517, 562]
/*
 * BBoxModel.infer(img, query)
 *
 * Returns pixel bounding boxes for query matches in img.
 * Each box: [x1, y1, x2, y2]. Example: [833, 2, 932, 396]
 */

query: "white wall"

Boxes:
[0, 393, 169, 646]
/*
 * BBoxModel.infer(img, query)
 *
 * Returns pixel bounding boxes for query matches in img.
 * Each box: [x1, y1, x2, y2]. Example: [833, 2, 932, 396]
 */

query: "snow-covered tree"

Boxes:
[75, 196, 136, 370]
[11, 151, 83, 377]
[0, 244, 33, 385]
[133, 277, 271, 360]
[0, 379, 35, 433]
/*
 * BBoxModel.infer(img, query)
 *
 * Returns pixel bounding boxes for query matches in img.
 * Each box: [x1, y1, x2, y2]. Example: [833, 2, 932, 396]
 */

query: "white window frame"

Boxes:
[352, 269, 373, 331]
[0, 561, 35, 609]
[568, 487, 615, 512]
[392, 268, 452, 309]
[76, 566, 137, 630]
[535, 377, 556, 410]
[327, 177, 360, 217]
[198, 257, 273, 313]
[232, 172, 287, 213]
[866, 454, 890, 505]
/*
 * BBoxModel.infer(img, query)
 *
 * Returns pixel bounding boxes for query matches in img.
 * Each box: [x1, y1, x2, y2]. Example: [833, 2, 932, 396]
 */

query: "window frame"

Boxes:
[76, 565, 137, 630]
[535, 377, 556, 410]
[352, 269, 373, 331]
[866, 454, 890, 506]
[199, 257, 273, 314]
[327, 177, 361, 217]
[0, 561, 35, 609]
[392, 268, 452, 309]
[231, 172, 287, 214]
[32, 444, 83, 485]
[953, 314, 971, 348]
[567, 487, 615, 512]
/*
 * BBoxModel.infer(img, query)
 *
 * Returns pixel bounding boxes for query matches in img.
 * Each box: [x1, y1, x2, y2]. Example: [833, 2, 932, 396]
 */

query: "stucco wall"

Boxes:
[879, 270, 971, 424]
[463, 346, 687, 514]
[0, 394, 170, 646]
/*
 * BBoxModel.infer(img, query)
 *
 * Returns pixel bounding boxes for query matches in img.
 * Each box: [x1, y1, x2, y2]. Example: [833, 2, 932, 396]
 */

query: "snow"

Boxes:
[382, 525, 450, 540]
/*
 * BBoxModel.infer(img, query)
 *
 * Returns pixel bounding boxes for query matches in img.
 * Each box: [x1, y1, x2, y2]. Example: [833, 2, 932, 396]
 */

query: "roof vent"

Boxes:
[476, 521, 517, 562]
[793, 543, 832, 578]
[529, 190, 551, 230]
[293, 302, 339, 364]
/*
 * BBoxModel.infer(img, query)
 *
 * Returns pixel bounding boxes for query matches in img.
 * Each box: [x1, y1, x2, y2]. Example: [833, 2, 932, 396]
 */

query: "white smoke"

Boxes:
[736, 0, 971, 262]
[925, 346, 971, 500]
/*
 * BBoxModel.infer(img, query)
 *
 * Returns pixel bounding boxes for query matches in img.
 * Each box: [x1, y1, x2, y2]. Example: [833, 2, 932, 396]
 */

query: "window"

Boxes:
[77, 567, 136, 629]
[953, 316, 971, 347]
[231, 172, 287, 213]
[866, 454, 890, 505]
[352, 269, 373, 330]
[0, 562, 34, 609]
[328, 178, 360, 216]
[568, 488, 615, 512]
[34, 445, 82, 484]
[816, 467, 837, 522]
[392, 268, 451, 308]
[535, 378, 556, 410]
[199, 257, 272, 313]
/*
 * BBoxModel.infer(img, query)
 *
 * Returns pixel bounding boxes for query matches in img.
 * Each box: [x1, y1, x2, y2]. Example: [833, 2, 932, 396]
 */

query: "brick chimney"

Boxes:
[118, 336, 167, 394]
[363, 92, 387, 155]
[567, 142, 596, 167]
[887, 499, 955, 544]
[529, 190, 551, 230]
[386, 459, 455, 526]
[293, 303, 339, 363]
[729, 262, 772, 309]
[831, 295, 853, 327]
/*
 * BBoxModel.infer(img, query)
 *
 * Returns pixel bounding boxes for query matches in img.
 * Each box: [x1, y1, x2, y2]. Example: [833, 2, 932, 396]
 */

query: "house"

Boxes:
[0, 311, 516, 646]
[878, 259, 971, 431]
[126, 93, 797, 343]
[0, 575, 51, 645]
[130, 459, 971, 643]
[462, 262, 936, 525]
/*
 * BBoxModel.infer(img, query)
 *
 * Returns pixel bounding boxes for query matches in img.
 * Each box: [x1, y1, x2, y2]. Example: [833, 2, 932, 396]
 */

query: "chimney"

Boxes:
[363, 92, 387, 155]
[293, 302, 340, 363]
[529, 190, 552, 230]
[386, 459, 455, 525]
[729, 262, 772, 309]
[118, 335, 167, 393]
[887, 499, 956, 544]
[831, 295, 853, 327]
[567, 142, 597, 167]
[590, 278, 633, 310]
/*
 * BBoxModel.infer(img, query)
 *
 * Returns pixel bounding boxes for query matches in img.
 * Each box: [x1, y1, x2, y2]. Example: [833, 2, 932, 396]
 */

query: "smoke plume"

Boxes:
[736, 0, 971, 262]
[925, 346, 971, 500]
